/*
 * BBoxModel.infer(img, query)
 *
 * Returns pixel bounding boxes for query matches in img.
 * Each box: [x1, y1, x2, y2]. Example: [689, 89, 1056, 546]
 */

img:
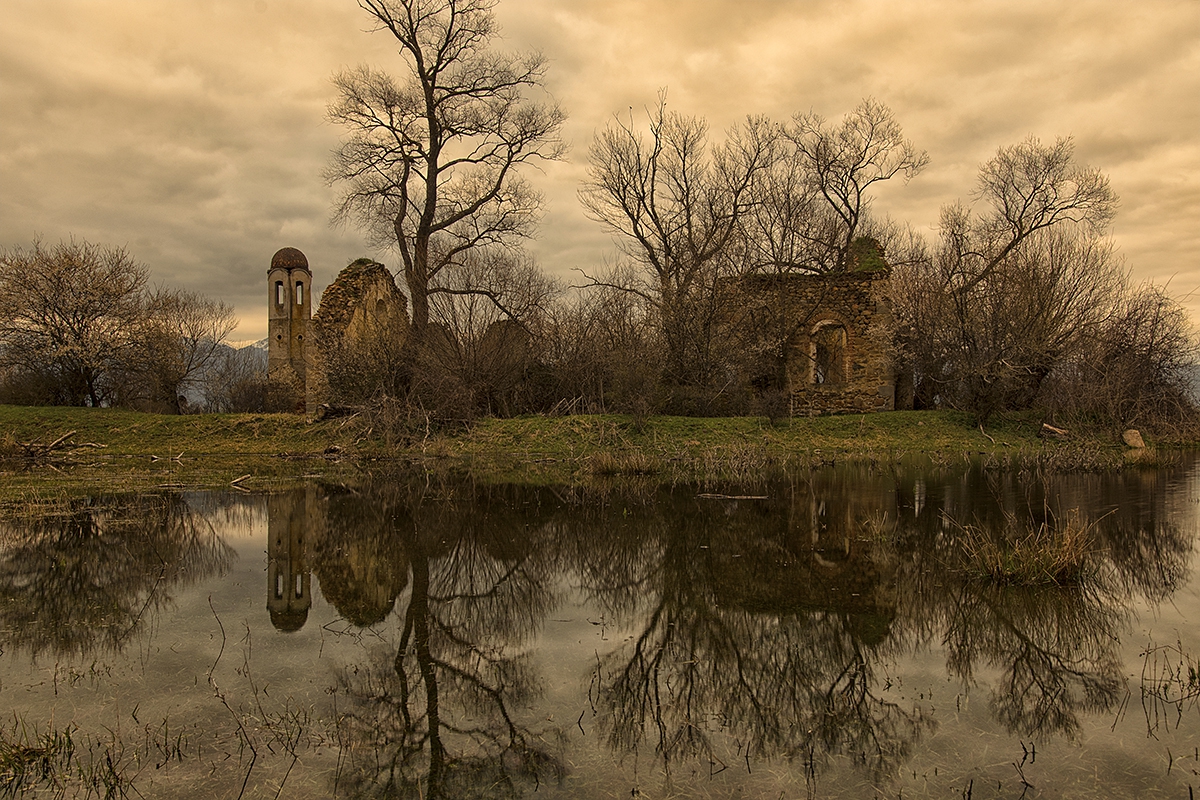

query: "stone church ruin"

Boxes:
[268, 246, 897, 417]
[730, 271, 896, 416]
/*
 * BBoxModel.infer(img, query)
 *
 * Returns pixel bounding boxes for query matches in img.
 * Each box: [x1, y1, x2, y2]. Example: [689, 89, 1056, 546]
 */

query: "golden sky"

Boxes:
[3, 0, 1198, 340]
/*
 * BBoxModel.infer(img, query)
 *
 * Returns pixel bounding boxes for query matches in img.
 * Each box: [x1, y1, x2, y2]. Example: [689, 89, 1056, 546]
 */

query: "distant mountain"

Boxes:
[232, 339, 268, 370]
[1186, 362, 1200, 403]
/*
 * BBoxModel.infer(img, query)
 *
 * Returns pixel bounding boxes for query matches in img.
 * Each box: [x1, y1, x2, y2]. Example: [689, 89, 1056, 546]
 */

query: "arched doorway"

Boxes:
[811, 321, 848, 386]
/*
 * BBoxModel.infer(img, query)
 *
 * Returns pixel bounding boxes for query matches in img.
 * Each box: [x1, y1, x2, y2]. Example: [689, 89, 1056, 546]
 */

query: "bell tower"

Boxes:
[266, 488, 312, 632]
[267, 247, 312, 411]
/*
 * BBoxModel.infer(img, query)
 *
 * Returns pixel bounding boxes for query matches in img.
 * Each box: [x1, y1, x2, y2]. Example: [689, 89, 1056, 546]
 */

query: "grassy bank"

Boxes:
[0, 404, 1159, 498]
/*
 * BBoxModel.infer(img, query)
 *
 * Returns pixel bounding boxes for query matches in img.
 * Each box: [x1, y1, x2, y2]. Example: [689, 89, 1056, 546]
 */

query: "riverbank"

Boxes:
[0, 404, 1166, 499]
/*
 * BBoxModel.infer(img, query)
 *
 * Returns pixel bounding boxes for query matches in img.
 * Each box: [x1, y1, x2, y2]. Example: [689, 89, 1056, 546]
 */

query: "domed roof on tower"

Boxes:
[270, 247, 309, 272]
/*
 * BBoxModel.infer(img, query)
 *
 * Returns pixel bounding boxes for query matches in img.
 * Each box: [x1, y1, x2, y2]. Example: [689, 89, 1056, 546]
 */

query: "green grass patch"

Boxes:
[0, 404, 1148, 500]
[0, 404, 345, 456]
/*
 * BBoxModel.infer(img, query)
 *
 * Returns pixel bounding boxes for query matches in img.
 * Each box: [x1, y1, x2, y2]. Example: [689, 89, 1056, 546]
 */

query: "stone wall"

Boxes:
[733, 272, 895, 416]
[307, 258, 410, 412]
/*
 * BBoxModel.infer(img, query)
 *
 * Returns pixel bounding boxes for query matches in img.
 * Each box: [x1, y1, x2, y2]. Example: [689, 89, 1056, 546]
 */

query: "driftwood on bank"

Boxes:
[1039, 423, 1070, 441]
[6, 430, 107, 462]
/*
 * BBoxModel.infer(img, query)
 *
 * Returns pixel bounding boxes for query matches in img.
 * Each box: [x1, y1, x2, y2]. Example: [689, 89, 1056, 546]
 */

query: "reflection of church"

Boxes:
[267, 489, 314, 632]
[710, 480, 900, 645]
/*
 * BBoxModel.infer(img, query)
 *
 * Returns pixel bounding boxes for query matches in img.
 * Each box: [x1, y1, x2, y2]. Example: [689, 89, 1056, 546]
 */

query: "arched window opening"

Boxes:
[275, 281, 285, 306]
[295, 281, 304, 305]
[812, 324, 847, 386]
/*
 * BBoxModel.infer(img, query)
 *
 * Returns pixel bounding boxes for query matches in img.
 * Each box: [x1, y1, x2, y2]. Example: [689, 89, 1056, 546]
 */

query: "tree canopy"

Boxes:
[326, 0, 565, 337]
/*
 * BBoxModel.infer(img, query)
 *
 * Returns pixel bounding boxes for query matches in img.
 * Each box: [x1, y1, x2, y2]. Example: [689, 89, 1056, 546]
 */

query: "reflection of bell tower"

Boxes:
[267, 247, 312, 412]
[267, 489, 312, 632]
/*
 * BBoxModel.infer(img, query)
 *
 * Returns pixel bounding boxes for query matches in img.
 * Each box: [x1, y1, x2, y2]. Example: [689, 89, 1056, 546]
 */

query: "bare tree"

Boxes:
[123, 288, 237, 413]
[205, 345, 269, 413]
[785, 98, 928, 274]
[326, 0, 566, 338]
[1052, 282, 1199, 434]
[0, 238, 147, 406]
[579, 98, 776, 390]
[541, 278, 661, 415]
[943, 136, 1116, 295]
[899, 228, 1128, 418]
[421, 249, 558, 415]
[890, 137, 1125, 420]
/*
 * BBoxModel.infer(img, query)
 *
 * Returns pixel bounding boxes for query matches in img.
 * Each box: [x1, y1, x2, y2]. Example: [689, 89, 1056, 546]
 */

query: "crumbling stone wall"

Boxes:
[734, 272, 895, 416]
[307, 258, 410, 412]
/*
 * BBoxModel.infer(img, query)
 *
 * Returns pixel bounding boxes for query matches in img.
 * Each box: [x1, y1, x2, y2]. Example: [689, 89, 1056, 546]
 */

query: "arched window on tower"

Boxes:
[811, 322, 848, 385]
[275, 281, 285, 307]
[295, 281, 304, 305]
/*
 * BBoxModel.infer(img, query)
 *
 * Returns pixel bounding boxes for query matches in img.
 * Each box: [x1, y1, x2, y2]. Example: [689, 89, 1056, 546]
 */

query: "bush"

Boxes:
[955, 511, 1096, 585]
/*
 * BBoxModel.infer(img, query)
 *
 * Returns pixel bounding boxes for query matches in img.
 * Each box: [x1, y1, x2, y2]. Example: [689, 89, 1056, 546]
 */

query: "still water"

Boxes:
[3, 458, 1200, 798]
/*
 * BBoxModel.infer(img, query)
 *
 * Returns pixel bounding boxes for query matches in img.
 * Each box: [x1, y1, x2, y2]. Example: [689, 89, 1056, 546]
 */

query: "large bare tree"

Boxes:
[326, 0, 565, 338]
[894, 137, 1124, 419]
[783, 98, 928, 274]
[579, 98, 776, 389]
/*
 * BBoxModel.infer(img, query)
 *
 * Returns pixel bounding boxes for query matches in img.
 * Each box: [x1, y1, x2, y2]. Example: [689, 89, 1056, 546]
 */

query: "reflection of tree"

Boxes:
[940, 583, 1125, 739]
[0, 494, 234, 657]
[596, 599, 927, 781]
[571, 461, 1194, 787]
[575, 481, 928, 786]
[320, 480, 564, 799]
[888, 463, 1194, 741]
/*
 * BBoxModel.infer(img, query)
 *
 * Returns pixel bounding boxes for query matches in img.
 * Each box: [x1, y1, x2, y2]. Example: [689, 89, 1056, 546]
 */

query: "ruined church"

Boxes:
[266, 246, 408, 414]
[730, 270, 896, 416]
[267, 246, 897, 417]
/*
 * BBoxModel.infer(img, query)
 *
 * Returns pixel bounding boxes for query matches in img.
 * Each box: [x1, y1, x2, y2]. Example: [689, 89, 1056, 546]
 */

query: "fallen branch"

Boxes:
[1039, 422, 1070, 441]
[13, 430, 88, 462]
[45, 430, 76, 450]
[697, 493, 769, 501]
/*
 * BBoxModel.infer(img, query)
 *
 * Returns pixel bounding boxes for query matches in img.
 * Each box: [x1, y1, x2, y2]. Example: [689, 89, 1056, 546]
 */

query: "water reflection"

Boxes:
[4, 459, 1188, 797]
[0, 493, 235, 657]
[261, 462, 1190, 795]
[309, 482, 564, 798]
[886, 465, 1193, 741]
[267, 489, 315, 631]
[560, 484, 927, 782]
[278, 466, 1184, 791]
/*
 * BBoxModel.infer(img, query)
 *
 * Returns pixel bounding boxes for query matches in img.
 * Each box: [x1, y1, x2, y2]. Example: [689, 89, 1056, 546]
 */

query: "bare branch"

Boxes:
[327, 0, 565, 334]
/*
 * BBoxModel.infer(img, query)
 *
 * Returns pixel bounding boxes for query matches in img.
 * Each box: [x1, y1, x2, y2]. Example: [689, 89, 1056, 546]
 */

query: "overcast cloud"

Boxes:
[2, 0, 1198, 341]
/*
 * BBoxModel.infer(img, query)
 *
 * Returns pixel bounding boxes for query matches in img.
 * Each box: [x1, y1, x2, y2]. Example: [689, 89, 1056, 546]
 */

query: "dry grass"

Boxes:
[953, 510, 1099, 585]
[587, 450, 661, 476]
[0, 431, 21, 459]
[0, 404, 1148, 498]
[0, 722, 76, 795]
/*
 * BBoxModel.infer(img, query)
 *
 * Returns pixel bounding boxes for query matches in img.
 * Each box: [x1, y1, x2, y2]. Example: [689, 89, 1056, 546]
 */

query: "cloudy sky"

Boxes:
[3, 0, 1199, 341]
